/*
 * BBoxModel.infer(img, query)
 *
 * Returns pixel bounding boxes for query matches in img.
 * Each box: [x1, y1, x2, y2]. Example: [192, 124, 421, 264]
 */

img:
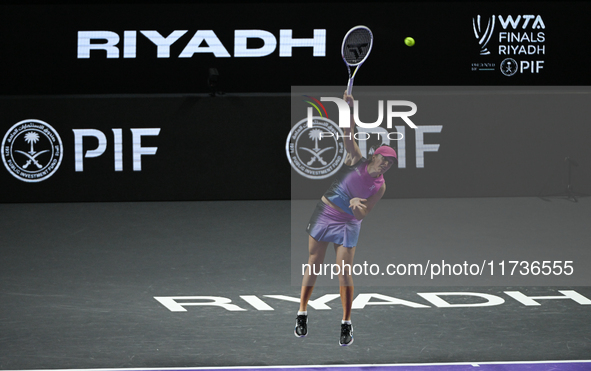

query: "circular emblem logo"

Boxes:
[2, 119, 63, 182]
[285, 117, 345, 180]
[500, 58, 518, 76]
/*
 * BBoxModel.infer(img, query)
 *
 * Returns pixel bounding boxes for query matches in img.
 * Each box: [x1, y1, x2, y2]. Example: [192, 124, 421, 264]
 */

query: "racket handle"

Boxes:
[347, 78, 354, 96]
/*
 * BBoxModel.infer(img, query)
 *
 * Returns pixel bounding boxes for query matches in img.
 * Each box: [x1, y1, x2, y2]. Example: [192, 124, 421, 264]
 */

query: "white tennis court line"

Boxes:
[4, 359, 591, 371]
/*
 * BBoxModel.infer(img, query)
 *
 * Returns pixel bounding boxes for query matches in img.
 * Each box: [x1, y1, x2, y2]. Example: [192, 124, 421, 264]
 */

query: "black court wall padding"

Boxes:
[0, 95, 291, 203]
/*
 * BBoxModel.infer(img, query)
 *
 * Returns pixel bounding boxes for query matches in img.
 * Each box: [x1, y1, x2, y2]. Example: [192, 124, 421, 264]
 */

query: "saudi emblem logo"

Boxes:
[286, 116, 345, 180]
[2, 119, 63, 182]
[500, 58, 518, 76]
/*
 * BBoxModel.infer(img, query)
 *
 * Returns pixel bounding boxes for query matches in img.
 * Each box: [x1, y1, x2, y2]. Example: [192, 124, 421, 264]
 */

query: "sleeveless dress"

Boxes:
[306, 158, 384, 248]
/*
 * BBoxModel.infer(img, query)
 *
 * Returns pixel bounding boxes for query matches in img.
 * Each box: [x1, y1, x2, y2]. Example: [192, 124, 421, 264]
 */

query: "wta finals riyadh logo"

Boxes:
[286, 96, 345, 180]
[473, 15, 495, 55]
[2, 119, 63, 182]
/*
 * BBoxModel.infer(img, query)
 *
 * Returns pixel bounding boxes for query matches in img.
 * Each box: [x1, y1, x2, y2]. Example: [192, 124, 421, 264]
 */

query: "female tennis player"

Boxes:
[295, 92, 397, 346]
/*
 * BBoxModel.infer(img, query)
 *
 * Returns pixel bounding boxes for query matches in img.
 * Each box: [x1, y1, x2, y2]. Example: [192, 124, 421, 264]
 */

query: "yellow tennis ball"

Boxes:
[404, 37, 415, 47]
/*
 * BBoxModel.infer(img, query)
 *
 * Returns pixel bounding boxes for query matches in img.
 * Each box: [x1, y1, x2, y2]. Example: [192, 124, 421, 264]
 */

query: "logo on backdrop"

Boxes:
[471, 14, 546, 76]
[77, 29, 326, 59]
[2, 120, 161, 182]
[1, 119, 63, 183]
[500, 58, 518, 76]
[285, 114, 345, 180]
[473, 15, 495, 55]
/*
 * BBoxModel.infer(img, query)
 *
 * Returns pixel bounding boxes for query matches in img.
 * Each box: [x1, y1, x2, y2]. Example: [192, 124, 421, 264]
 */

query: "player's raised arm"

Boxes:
[342, 91, 362, 166]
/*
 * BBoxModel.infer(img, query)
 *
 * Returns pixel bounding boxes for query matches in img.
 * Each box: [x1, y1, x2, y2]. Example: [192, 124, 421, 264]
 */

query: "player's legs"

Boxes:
[299, 235, 330, 311]
[334, 243, 356, 320]
[335, 243, 355, 346]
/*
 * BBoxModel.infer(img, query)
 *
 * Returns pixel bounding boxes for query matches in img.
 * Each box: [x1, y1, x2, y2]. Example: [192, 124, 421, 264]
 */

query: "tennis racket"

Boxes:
[341, 25, 373, 95]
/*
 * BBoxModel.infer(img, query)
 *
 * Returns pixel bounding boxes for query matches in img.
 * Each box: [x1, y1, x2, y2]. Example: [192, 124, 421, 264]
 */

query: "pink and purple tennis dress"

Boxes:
[306, 158, 384, 248]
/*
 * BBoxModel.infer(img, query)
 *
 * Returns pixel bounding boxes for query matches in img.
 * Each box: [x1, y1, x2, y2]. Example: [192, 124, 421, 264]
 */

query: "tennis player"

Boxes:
[295, 92, 397, 346]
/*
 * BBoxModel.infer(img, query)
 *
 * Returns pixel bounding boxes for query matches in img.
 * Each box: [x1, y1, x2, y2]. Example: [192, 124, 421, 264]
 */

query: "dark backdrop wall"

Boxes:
[1, 1, 589, 95]
[1, 1, 589, 202]
[0, 95, 291, 202]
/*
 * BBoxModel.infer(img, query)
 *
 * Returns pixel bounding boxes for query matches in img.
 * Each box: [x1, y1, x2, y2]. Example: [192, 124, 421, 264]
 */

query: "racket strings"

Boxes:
[343, 29, 372, 64]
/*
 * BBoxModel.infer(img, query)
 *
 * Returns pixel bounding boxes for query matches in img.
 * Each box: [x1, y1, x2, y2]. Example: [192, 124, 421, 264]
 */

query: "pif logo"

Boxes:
[2, 119, 161, 182]
[1, 119, 63, 183]
[285, 96, 345, 180]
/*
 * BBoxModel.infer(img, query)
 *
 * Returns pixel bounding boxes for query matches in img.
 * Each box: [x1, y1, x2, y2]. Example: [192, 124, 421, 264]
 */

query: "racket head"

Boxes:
[341, 25, 374, 67]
